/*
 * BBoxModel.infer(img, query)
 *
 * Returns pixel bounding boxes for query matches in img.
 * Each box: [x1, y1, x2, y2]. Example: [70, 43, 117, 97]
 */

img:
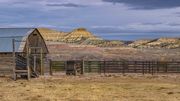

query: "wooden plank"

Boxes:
[27, 40, 30, 80]
[12, 39, 16, 80]
[82, 60, 84, 74]
[49, 60, 53, 75]
[40, 48, 43, 75]
[15, 70, 28, 73]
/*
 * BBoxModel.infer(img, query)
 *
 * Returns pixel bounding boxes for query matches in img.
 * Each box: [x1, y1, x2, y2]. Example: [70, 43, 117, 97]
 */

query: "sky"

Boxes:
[0, 0, 180, 40]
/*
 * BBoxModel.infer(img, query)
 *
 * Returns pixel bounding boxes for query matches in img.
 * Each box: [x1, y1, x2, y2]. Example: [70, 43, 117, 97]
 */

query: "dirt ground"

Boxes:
[0, 74, 180, 101]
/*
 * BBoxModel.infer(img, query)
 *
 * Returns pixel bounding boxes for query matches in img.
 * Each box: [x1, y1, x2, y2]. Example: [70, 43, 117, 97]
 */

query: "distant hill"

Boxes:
[146, 38, 180, 49]
[128, 39, 153, 48]
[62, 28, 98, 43]
[62, 28, 125, 47]
[129, 38, 180, 49]
[38, 28, 180, 49]
[81, 39, 125, 47]
[38, 27, 125, 47]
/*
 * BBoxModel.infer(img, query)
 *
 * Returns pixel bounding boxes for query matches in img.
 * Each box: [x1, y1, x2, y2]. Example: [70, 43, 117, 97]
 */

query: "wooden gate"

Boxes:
[49, 60, 84, 75]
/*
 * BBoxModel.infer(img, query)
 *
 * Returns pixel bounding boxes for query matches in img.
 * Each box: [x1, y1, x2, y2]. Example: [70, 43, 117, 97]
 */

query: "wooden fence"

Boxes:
[0, 54, 13, 74]
[50, 60, 180, 75]
[15, 54, 27, 70]
[0, 53, 26, 74]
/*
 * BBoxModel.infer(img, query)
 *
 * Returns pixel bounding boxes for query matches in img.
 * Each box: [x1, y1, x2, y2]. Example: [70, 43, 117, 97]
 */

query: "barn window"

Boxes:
[33, 33, 37, 36]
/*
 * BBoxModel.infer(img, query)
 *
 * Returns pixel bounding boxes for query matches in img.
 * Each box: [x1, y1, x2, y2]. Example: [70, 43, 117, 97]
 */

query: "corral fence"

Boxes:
[49, 60, 180, 75]
[0, 53, 27, 75]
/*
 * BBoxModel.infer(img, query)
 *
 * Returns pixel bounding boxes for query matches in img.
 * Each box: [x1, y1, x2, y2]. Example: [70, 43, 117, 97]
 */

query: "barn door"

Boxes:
[29, 47, 43, 76]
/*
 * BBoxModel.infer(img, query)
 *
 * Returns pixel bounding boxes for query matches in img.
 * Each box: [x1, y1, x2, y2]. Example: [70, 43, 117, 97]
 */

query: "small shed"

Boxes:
[0, 28, 48, 80]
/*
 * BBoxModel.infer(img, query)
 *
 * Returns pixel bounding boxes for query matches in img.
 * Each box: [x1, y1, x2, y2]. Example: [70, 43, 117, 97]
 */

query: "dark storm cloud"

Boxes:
[102, 0, 180, 9]
[46, 3, 86, 8]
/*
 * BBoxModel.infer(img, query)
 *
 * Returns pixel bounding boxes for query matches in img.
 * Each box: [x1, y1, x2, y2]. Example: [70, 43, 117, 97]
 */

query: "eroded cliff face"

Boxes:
[62, 28, 96, 43]
[128, 38, 180, 49]
[38, 28, 125, 47]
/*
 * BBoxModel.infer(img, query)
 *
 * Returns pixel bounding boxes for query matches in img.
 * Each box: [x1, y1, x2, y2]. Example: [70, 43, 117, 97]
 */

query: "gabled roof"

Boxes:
[0, 28, 35, 52]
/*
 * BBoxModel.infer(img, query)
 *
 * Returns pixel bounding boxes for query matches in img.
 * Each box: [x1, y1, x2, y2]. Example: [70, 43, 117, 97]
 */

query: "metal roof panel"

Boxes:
[0, 28, 35, 52]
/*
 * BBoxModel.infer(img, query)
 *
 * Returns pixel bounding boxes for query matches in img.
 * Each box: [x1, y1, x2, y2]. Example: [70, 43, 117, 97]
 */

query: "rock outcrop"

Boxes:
[129, 38, 180, 49]
[62, 28, 97, 43]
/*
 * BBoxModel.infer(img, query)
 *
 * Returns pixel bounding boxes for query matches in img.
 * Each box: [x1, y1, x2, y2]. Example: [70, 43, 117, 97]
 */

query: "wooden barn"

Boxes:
[0, 28, 48, 80]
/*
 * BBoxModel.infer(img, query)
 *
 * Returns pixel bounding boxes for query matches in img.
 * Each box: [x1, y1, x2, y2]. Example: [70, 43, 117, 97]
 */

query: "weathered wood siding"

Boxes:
[0, 53, 13, 74]
[25, 29, 48, 54]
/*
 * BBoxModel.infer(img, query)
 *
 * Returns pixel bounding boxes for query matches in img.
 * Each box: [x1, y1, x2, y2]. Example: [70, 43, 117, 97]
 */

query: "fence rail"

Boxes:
[16, 54, 27, 70]
[50, 60, 180, 75]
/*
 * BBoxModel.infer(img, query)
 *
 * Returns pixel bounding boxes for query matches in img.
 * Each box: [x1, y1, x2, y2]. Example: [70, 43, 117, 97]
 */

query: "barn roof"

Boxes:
[0, 28, 35, 52]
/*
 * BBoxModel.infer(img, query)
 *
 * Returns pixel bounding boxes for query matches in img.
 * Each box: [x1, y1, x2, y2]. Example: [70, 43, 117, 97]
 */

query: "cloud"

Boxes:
[141, 22, 163, 26]
[168, 23, 180, 26]
[12, 1, 26, 4]
[102, 0, 180, 10]
[46, 3, 87, 8]
[174, 12, 180, 17]
[90, 22, 180, 33]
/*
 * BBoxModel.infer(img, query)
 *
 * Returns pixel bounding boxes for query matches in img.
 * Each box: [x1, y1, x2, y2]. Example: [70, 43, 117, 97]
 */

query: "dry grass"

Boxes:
[0, 74, 180, 101]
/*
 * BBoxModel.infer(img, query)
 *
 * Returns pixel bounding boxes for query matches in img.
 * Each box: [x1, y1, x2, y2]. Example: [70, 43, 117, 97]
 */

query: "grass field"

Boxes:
[0, 74, 180, 101]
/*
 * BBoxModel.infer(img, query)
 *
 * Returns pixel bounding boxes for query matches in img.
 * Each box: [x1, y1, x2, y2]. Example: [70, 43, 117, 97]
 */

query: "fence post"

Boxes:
[49, 60, 53, 76]
[134, 61, 137, 73]
[12, 39, 16, 80]
[178, 62, 180, 73]
[103, 61, 106, 75]
[144, 61, 146, 75]
[88, 61, 91, 73]
[82, 60, 85, 75]
[99, 61, 101, 74]
[122, 61, 125, 75]
[157, 61, 159, 73]
[118, 61, 121, 73]
[65, 61, 67, 75]
[165, 62, 168, 73]
[142, 61, 144, 75]
[148, 61, 150, 74]
[26, 40, 30, 80]
[151, 61, 154, 75]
